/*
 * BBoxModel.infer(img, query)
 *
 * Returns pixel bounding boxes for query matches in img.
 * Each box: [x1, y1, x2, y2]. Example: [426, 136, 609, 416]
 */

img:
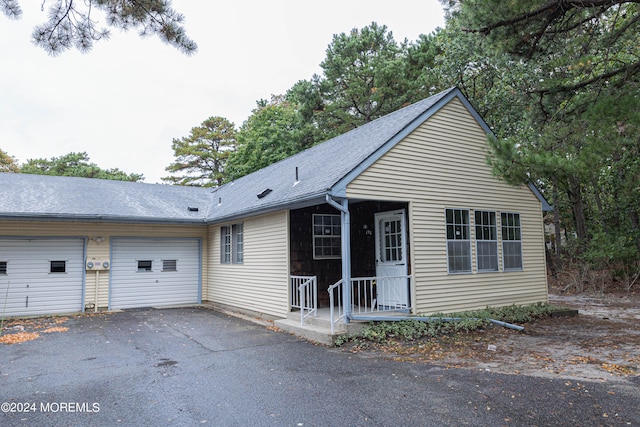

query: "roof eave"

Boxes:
[205, 190, 330, 225]
[0, 213, 208, 225]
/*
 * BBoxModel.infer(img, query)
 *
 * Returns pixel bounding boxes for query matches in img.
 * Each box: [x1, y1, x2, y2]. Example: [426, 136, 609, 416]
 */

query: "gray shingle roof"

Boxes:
[0, 173, 212, 223]
[3, 87, 553, 223]
[206, 87, 458, 222]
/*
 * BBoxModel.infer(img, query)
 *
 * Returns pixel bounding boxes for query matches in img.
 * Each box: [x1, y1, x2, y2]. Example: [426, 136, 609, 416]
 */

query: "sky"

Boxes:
[1, 1, 446, 183]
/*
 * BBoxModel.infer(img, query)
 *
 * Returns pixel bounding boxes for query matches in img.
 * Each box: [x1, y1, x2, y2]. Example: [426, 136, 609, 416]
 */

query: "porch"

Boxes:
[275, 274, 413, 345]
[281, 199, 413, 343]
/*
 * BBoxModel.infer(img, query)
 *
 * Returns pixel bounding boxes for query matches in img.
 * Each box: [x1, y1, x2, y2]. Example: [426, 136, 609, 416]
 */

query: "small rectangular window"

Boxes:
[221, 226, 231, 264]
[0, 261, 7, 275]
[50, 260, 66, 273]
[475, 210, 498, 272]
[162, 260, 177, 272]
[234, 224, 244, 263]
[137, 260, 153, 272]
[446, 209, 471, 273]
[221, 223, 244, 264]
[501, 212, 523, 271]
[313, 214, 341, 259]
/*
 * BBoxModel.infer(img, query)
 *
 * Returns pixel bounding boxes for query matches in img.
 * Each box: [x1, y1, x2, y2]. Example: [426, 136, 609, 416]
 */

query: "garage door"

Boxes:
[110, 238, 201, 310]
[0, 238, 85, 317]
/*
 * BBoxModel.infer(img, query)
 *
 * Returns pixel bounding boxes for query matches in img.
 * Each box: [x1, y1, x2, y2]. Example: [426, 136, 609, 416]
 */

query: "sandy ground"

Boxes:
[361, 292, 640, 388]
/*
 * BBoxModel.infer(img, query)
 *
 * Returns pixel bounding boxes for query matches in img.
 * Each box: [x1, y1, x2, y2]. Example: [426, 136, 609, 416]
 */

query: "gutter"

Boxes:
[0, 213, 209, 225]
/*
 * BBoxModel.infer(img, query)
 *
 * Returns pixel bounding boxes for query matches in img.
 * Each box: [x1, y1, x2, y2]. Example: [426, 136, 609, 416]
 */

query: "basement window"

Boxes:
[137, 260, 153, 272]
[0, 261, 6, 275]
[162, 259, 177, 272]
[50, 260, 67, 273]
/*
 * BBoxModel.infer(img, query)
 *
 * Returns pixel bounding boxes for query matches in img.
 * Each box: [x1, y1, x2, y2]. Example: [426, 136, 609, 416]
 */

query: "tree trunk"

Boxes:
[568, 177, 588, 251]
[591, 178, 608, 234]
[552, 183, 562, 271]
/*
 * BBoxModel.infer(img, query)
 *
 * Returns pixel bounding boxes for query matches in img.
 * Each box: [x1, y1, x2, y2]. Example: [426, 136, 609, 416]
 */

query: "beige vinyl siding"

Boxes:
[207, 211, 290, 318]
[0, 221, 207, 310]
[347, 97, 548, 314]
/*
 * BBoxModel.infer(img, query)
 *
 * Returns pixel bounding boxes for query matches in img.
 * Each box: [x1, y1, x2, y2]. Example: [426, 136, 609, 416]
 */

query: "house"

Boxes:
[0, 87, 550, 335]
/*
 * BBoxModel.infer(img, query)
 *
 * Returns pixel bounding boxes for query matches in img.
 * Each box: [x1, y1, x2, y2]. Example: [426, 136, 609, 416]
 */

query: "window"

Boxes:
[221, 223, 244, 264]
[313, 214, 341, 259]
[475, 211, 498, 272]
[162, 259, 177, 272]
[137, 260, 153, 272]
[0, 261, 7, 275]
[50, 260, 66, 273]
[501, 212, 523, 271]
[446, 209, 471, 273]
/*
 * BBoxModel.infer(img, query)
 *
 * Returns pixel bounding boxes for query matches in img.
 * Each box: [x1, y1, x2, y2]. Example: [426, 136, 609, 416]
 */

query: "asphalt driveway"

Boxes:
[1, 307, 638, 426]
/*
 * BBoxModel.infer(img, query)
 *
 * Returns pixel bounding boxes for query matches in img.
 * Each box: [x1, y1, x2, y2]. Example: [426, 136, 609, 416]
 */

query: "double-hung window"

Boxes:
[221, 223, 244, 264]
[313, 214, 341, 259]
[446, 208, 471, 273]
[475, 211, 498, 272]
[501, 212, 523, 271]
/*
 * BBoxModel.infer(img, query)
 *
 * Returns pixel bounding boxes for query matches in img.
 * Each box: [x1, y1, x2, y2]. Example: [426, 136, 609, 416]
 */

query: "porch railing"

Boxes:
[350, 275, 412, 314]
[327, 279, 344, 334]
[291, 275, 317, 326]
[328, 275, 412, 334]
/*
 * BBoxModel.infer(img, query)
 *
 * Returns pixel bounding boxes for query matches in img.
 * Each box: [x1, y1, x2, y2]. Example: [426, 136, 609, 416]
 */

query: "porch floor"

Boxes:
[274, 307, 411, 346]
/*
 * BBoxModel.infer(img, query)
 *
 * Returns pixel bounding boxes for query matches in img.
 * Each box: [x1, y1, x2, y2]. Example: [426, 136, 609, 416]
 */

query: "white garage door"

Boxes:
[110, 238, 201, 310]
[0, 239, 85, 317]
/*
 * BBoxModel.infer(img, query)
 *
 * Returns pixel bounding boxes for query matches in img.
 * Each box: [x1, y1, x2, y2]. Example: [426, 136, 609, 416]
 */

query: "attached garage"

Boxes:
[110, 238, 201, 310]
[0, 238, 85, 317]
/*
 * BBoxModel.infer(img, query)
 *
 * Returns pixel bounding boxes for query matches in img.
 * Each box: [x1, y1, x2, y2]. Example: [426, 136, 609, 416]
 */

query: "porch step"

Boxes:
[274, 315, 367, 346]
[274, 318, 341, 346]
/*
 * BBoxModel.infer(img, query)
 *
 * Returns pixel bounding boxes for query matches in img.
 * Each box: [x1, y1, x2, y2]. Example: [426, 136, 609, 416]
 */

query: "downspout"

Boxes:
[326, 195, 351, 324]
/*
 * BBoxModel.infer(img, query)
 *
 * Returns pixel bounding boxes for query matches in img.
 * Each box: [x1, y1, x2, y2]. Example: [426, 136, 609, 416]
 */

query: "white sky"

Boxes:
[1, 1, 445, 183]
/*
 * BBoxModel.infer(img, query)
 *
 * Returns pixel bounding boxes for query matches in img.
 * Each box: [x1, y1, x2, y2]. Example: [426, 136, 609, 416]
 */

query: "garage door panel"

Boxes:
[0, 239, 85, 316]
[110, 238, 200, 310]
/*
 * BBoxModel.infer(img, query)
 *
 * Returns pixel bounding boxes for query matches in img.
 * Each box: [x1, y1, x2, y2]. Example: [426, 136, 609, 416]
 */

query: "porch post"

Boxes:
[341, 198, 351, 324]
[326, 195, 352, 324]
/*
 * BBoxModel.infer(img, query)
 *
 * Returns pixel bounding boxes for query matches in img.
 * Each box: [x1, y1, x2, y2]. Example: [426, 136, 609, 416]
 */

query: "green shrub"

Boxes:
[334, 302, 557, 347]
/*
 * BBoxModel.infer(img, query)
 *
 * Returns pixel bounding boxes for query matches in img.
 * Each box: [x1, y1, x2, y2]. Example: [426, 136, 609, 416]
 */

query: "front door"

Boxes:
[374, 210, 409, 309]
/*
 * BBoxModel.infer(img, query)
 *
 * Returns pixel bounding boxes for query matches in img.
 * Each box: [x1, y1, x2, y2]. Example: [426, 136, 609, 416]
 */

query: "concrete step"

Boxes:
[275, 315, 368, 346]
[274, 318, 341, 346]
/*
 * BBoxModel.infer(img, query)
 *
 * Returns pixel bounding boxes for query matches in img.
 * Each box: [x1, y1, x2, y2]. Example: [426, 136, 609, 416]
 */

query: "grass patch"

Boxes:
[334, 302, 559, 348]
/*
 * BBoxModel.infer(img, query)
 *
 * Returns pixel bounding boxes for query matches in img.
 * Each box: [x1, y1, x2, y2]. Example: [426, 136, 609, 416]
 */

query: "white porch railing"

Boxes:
[290, 275, 317, 326]
[328, 275, 412, 334]
[327, 279, 344, 334]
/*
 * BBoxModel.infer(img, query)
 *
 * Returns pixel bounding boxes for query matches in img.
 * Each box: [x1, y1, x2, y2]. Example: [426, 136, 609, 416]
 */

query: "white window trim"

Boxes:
[475, 210, 499, 273]
[49, 260, 68, 274]
[501, 212, 524, 272]
[221, 223, 244, 264]
[137, 260, 153, 272]
[312, 214, 342, 260]
[445, 208, 472, 274]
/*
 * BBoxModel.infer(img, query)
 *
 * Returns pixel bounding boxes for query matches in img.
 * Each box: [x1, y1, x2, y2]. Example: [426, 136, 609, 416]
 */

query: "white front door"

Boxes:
[374, 210, 409, 309]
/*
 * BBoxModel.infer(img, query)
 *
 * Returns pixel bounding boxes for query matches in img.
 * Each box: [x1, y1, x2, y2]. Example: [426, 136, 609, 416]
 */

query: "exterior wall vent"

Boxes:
[188, 207, 199, 212]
